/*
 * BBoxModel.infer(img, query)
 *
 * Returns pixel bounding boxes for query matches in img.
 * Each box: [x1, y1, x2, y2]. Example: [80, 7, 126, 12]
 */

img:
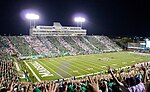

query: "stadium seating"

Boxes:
[85, 36, 108, 50]
[47, 36, 69, 53]
[0, 36, 18, 55]
[37, 36, 60, 53]
[57, 36, 78, 55]
[24, 36, 49, 54]
[0, 36, 122, 57]
[78, 36, 97, 50]
[71, 36, 91, 51]
[96, 36, 121, 51]
[7, 36, 38, 56]
[63, 36, 84, 51]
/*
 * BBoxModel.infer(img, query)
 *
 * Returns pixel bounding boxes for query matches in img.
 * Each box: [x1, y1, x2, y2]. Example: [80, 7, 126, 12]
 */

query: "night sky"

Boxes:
[0, 0, 150, 37]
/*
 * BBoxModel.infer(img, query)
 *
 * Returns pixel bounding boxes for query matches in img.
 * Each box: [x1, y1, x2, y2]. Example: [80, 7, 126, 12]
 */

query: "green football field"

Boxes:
[21, 51, 150, 82]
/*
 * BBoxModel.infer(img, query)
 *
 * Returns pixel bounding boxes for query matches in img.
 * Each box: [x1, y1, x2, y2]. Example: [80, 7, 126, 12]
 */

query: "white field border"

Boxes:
[128, 52, 150, 56]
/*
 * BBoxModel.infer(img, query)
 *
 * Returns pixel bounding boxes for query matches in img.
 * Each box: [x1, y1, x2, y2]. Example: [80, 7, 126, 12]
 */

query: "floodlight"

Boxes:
[25, 13, 39, 28]
[74, 17, 85, 22]
[74, 17, 85, 28]
[25, 13, 39, 20]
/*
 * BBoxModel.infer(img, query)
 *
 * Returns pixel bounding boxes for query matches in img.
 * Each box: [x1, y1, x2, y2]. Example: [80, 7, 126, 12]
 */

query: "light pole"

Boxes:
[74, 17, 85, 28]
[25, 13, 39, 58]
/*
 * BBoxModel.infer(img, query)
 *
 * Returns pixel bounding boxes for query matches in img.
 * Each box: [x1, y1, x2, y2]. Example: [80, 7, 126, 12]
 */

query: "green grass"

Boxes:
[22, 51, 150, 81]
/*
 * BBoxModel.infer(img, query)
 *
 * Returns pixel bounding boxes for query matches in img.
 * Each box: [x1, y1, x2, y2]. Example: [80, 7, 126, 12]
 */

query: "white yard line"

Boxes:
[69, 58, 100, 71]
[14, 62, 20, 71]
[46, 60, 73, 76]
[101, 66, 106, 68]
[65, 56, 104, 70]
[39, 61, 64, 78]
[122, 62, 127, 64]
[112, 64, 117, 66]
[59, 59, 91, 73]
[66, 62, 91, 73]
[82, 58, 110, 68]
[52, 60, 83, 75]
[23, 61, 41, 82]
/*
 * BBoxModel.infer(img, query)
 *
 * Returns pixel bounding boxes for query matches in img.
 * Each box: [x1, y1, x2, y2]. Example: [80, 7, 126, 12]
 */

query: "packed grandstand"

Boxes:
[0, 35, 150, 92]
[0, 36, 121, 58]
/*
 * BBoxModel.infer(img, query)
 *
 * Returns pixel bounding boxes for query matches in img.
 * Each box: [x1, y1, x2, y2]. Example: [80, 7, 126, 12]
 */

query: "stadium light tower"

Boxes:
[25, 13, 39, 28]
[74, 17, 85, 28]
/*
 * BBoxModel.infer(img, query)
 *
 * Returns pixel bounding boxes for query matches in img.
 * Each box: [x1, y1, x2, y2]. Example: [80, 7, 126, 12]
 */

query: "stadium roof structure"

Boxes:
[29, 22, 87, 36]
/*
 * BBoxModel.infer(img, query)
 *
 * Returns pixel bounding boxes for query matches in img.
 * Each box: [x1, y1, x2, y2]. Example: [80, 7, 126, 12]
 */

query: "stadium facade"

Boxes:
[128, 39, 150, 50]
[30, 22, 87, 36]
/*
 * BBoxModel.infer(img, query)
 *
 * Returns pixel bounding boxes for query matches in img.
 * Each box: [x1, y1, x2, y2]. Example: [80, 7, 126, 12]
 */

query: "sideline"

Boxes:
[23, 61, 41, 82]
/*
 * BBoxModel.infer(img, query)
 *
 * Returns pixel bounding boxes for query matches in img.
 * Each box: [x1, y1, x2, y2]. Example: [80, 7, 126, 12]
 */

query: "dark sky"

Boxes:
[0, 0, 150, 37]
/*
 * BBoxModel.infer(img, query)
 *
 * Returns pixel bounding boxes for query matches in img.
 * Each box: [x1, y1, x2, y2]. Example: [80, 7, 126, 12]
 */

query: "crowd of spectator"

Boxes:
[57, 37, 78, 55]
[0, 60, 18, 92]
[47, 37, 68, 53]
[8, 36, 39, 56]
[38, 36, 60, 53]
[2, 36, 18, 55]
[71, 36, 91, 51]
[0, 36, 121, 57]
[62, 36, 83, 52]
[96, 36, 121, 51]
[0, 60, 149, 92]
[24, 36, 49, 54]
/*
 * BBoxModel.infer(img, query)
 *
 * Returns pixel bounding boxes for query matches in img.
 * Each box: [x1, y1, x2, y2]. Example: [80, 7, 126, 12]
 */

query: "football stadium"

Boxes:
[1, 1, 150, 92]
[0, 22, 150, 92]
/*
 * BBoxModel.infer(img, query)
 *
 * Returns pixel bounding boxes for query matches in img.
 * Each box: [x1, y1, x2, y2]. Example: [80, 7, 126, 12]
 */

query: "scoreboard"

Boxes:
[146, 39, 150, 48]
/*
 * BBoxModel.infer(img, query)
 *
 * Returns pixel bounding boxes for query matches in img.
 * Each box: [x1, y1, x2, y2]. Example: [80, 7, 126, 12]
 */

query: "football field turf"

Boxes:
[23, 51, 150, 81]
